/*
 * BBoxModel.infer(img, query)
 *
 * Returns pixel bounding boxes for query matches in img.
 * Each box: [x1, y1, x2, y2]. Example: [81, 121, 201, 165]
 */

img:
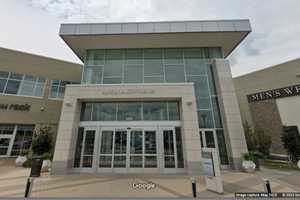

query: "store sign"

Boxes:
[202, 152, 215, 177]
[102, 89, 155, 96]
[247, 84, 300, 103]
[0, 103, 31, 112]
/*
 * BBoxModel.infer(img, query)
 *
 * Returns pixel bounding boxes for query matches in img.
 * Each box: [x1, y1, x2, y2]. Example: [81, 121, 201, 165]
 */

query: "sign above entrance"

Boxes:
[0, 103, 31, 112]
[101, 89, 155, 96]
[247, 84, 300, 103]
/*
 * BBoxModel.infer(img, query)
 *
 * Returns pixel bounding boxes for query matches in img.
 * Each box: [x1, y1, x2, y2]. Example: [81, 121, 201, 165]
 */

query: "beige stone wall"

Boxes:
[234, 58, 300, 154]
[0, 47, 82, 138]
[213, 59, 248, 169]
[234, 58, 300, 128]
[52, 83, 202, 175]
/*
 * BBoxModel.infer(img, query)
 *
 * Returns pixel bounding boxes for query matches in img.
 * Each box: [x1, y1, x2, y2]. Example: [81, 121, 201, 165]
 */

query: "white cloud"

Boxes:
[1, 0, 300, 76]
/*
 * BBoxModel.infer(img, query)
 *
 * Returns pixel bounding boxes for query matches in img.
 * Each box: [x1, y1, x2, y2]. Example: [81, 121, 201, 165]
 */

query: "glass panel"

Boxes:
[49, 85, 58, 98]
[0, 71, 9, 78]
[130, 156, 143, 168]
[207, 64, 217, 95]
[0, 124, 15, 135]
[10, 73, 23, 80]
[198, 110, 214, 128]
[209, 47, 222, 58]
[175, 127, 184, 168]
[11, 125, 34, 156]
[165, 65, 185, 83]
[114, 130, 127, 154]
[143, 102, 167, 120]
[168, 102, 180, 120]
[164, 49, 183, 64]
[92, 103, 117, 121]
[145, 156, 157, 168]
[212, 97, 223, 128]
[0, 79, 6, 93]
[124, 65, 143, 83]
[125, 49, 142, 65]
[100, 131, 113, 154]
[103, 77, 122, 84]
[144, 76, 164, 83]
[130, 130, 143, 154]
[185, 59, 207, 76]
[205, 131, 215, 148]
[84, 66, 102, 84]
[34, 83, 44, 97]
[197, 97, 211, 110]
[81, 103, 93, 121]
[0, 138, 10, 155]
[164, 156, 175, 168]
[216, 129, 229, 165]
[187, 76, 210, 98]
[19, 81, 35, 96]
[58, 87, 65, 99]
[82, 130, 95, 168]
[74, 127, 84, 168]
[163, 130, 175, 168]
[113, 156, 126, 168]
[5, 80, 20, 94]
[82, 156, 93, 168]
[117, 103, 142, 121]
[145, 131, 156, 154]
[99, 156, 112, 168]
[88, 50, 105, 65]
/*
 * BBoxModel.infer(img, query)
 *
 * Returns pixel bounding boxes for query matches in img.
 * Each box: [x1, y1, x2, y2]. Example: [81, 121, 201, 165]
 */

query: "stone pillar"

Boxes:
[180, 86, 202, 175]
[52, 87, 81, 174]
[213, 59, 248, 169]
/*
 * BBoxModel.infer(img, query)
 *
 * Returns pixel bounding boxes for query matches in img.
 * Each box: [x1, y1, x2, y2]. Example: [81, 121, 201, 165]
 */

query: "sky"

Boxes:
[0, 0, 299, 77]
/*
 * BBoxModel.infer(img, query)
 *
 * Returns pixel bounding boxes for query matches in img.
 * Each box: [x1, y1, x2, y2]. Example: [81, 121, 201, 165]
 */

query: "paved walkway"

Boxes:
[0, 160, 299, 198]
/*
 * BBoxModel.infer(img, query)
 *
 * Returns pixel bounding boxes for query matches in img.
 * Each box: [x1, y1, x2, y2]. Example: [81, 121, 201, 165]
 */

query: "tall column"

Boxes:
[213, 59, 248, 169]
[181, 87, 202, 175]
[52, 87, 81, 174]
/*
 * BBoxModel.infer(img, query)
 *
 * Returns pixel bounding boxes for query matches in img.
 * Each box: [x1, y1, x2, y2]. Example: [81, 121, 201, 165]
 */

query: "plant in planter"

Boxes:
[31, 126, 53, 174]
[242, 153, 256, 173]
[15, 150, 28, 167]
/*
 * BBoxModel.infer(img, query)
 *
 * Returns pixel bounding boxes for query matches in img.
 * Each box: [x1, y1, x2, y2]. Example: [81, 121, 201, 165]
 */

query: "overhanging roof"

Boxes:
[60, 20, 251, 61]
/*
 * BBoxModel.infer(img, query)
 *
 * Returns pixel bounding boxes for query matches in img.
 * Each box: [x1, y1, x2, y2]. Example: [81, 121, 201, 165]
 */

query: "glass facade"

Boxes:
[81, 101, 180, 121]
[0, 71, 45, 97]
[82, 48, 222, 129]
[49, 79, 79, 99]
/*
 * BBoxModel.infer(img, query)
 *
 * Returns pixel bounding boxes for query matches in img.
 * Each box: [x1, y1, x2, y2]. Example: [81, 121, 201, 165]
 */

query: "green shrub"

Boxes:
[281, 126, 300, 164]
[243, 122, 272, 156]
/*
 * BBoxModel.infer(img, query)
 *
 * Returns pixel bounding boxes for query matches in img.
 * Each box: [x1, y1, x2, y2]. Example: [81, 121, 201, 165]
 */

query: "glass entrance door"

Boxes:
[199, 129, 217, 148]
[75, 125, 184, 173]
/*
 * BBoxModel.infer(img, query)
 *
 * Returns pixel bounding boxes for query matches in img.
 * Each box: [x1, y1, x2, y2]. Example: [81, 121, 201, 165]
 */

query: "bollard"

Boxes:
[264, 179, 272, 195]
[191, 177, 197, 198]
[24, 177, 34, 198]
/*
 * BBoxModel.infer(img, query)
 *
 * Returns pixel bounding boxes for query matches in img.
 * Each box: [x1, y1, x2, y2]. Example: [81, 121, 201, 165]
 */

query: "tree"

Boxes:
[31, 126, 52, 156]
[281, 126, 300, 164]
[243, 122, 272, 155]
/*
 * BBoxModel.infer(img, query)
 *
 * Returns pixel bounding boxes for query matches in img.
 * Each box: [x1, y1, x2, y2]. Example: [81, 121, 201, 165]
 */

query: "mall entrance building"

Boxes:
[52, 20, 251, 175]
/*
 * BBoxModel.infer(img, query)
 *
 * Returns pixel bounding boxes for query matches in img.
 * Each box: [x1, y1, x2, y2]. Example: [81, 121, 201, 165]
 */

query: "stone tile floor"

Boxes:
[0, 159, 299, 198]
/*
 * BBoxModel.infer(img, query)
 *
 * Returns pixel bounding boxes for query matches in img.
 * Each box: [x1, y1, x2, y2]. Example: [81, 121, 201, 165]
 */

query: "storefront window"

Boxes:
[11, 125, 34, 156]
[80, 101, 180, 121]
[49, 79, 79, 99]
[82, 48, 223, 129]
[0, 71, 45, 97]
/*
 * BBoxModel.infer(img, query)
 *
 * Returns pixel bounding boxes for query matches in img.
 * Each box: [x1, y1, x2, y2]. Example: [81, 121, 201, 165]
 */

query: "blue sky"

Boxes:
[0, 0, 299, 76]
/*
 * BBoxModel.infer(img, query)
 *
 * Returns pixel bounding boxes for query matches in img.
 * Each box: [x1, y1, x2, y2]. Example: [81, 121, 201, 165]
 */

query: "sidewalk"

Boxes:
[0, 162, 299, 198]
